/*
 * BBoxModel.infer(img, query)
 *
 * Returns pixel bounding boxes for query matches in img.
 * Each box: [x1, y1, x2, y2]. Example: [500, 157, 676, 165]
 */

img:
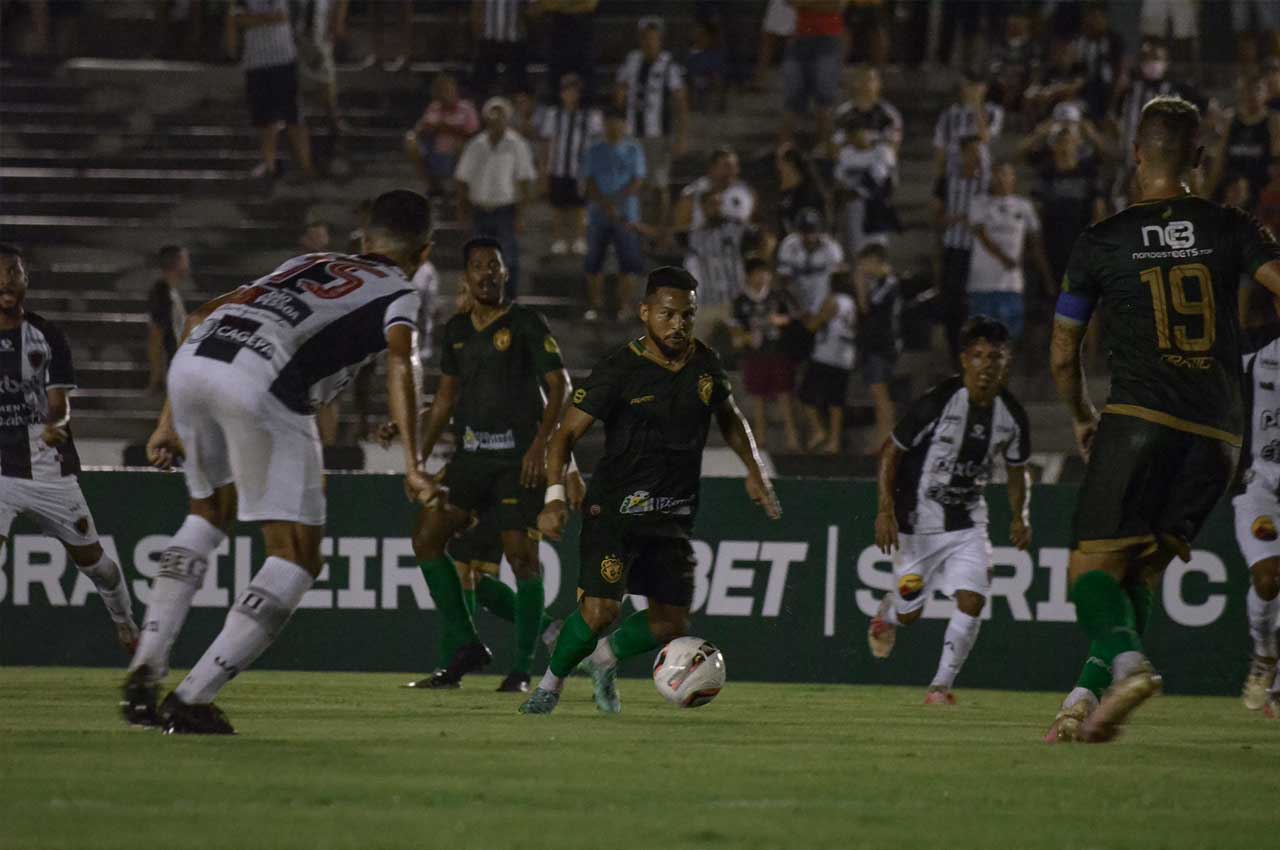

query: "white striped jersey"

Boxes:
[539, 106, 602, 179]
[0, 313, 80, 480]
[833, 99, 903, 148]
[480, 0, 525, 42]
[891, 378, 1031, 534]
[776, 232, 844, 315]
[617, 49, 684, 139]
[683, 176, 755, 308]
[811, 293, 857, 370]
[933, 152, 991, 250]
[834, 143, 896, 198]
[181, 252, 419, 414]
[241, 0, 296, 70]
[932, 102, 1004, 159]
[1239, 338, 1280, 497]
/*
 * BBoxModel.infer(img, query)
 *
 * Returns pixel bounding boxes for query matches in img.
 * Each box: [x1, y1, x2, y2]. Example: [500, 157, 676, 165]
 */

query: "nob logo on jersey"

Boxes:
[1141, 221, 1195, 249]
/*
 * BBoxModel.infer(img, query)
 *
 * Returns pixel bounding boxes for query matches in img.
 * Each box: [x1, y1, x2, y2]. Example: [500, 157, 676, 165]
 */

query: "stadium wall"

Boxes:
[0, 472, 1250, 696]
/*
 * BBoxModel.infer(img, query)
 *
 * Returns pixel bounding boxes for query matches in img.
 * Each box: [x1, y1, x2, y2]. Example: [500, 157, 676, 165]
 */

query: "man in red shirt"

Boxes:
[404, 73, 480, 197]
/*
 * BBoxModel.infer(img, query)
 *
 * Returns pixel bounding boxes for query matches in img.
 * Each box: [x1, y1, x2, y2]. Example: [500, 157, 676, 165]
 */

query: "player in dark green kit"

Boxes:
[1048, 96, 1280, 742]
[408, 237, 583, 691]
[519, 266, 781, 716]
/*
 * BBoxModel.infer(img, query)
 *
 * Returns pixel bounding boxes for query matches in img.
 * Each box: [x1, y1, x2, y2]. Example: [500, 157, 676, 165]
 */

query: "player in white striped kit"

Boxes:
[121, 191, 434, 734]
[1235, 305, 1280, 718]
[868, 316, 1032, 704]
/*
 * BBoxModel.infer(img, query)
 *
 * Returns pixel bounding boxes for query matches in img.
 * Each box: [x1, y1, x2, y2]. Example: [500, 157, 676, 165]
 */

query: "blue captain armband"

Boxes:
[1054, 292, 1096, 326]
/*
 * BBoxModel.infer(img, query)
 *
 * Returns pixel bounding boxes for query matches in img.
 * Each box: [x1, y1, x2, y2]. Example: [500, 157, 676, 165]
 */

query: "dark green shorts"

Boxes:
[577, 515, 696, 607]
[448, 510, 503, 567]
[1072, 413, 1239, 557]
[442, 453, 541, 534]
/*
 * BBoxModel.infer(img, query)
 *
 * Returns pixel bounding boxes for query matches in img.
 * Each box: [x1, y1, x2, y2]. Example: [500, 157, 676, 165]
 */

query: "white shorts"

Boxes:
[893, 528, 993, 614]
[1233, 480, 1280, 570]
[1141, 0, 1197, 39]
[169, 352, 325, 526]
[0, 475, 98, 547]
[763, 0, 797, 36]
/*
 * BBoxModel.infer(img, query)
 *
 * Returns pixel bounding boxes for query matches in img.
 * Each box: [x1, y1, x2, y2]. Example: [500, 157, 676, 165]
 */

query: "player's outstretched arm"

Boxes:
[1007, 464, 1032, 551]
[539, 406, 595, 541]
[874, 440, 901, 554]
[714, 397, 781, 519]
[1049, 317, 1097, 460]
[385, 325, 432, 504]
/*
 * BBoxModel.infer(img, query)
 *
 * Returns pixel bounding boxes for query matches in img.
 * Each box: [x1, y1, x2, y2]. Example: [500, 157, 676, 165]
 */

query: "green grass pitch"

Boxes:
[1, 667, 1276, 850]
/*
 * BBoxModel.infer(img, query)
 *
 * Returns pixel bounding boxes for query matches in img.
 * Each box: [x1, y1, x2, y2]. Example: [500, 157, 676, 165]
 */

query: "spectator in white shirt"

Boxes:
[933, 69, 1004, 176]
[966, 162, 1053, 341]
[776, 208, 846, 317]
[455, 97, 538, 298]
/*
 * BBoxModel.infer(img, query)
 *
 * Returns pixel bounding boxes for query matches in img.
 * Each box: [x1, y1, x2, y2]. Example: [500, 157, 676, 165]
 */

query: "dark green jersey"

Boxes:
[1061, 196, 1280, 443]
[574, 338, 733, 527]
[439, 304, 563, 459]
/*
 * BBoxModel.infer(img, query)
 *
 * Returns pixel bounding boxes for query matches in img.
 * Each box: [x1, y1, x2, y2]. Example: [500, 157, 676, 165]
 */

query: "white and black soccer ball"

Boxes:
[652, 637, 726, 708]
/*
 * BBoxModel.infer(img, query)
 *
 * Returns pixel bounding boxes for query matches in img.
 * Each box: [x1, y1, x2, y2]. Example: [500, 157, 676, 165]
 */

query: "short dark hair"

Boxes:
[645, 265, 698, 296]
[0, 243, 25, 262]
[367, 189, 432, 251]
[960, 315, 1010, 350]
[1136, 95, 1201, 175]
[856, 243, 888, 262]
[157, 244, 186, 270]
[709, 146, 737, 167]
[462, 235, 504, 265]
[744, 257, 771, 276]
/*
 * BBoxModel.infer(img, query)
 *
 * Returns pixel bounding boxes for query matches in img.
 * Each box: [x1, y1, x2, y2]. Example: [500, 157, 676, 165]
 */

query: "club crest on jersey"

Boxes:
[970, 423, 986, 439]
[26, 350, 44, 371]
[898, 573, 924, 601]
[698, 373, 713, 406]
[600, 555, 624, 583]
[493, 328, 512, 351]
[0, 338, 12, 351]
[1253, 516, 1278, 542]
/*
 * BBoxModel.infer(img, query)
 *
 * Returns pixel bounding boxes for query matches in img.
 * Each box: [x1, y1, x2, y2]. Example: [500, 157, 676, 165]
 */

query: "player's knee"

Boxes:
[579, 597, 620, 633]
[411, 524, 447, 561]
[1252, 559, 1280, 600]
[505, 543, 541, 581]
[66, 541, 104, 568]
[956, 591, 986, 617]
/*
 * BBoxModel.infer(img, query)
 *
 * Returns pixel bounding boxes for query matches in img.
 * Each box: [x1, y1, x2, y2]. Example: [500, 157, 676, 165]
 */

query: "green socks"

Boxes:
[1074, 652, 1113, 699]
[476, 574, 515, 621]
[1126, 580, 1154, 636]
[548, 611, 600, 678]
[1072, 579, 1156, 698]
[607, 610, 663, 663]
[419, 555, 479, 668]
[1070, 570, 1143, 666]
[512, 577, 546, 675]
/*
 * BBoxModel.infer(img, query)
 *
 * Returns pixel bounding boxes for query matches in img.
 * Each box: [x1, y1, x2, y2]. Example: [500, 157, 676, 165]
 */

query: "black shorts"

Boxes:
[577, 516, 696, 607]
[798, 361, 850, 409]
[246, 63, 301, 127]
[448, 510, 503, 567]
[442, 454, 542, 534]
[1071, 412, 1240, 558]
[548, 176, 584, 209]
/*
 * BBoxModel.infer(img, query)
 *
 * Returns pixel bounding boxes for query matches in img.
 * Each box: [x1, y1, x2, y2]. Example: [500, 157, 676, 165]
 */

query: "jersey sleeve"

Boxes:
[521, 310, 564, 375]
[382, 290, 420, 336]
[439, 317, 462, 376]
[1232, 206, 1280, 280]
[44, 321, 76, 390]
[573, 357, 620, 420]
[1001, 392, 1033, 466]
[1055, 231, 1099, 325]
[667, 60, 685, 91]
[891, 383, 950, 450]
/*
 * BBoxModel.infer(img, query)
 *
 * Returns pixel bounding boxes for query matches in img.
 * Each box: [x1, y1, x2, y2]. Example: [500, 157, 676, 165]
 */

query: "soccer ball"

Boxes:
[652, 637, 726, 708]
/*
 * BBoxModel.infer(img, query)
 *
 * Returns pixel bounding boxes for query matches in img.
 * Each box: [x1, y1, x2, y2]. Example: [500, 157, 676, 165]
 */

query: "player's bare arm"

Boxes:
[1007, 463, 1032, 551]
[1049, 318, 1097, 460]
[538, 405, 595, 541]
[522, 368, 568, 489]
[41, 387, 69, 447]
[385, 324, 430, 505]
[714, 396, 781, 519]
[1255, 259, 1280, 298]
[874, 439, 901, 554]
[414, 372, 459, 507]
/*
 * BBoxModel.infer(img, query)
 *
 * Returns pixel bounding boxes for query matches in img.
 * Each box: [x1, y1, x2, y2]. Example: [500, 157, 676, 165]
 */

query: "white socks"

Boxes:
[175, 556, 313, 705]
[1111, 650, 1147, 681]
[1062, 686, 1099, 711]
[1246, 587, 1279, 659]
[76, 554, 133, 624]
[930, 610, 980, 690]
[130, 514, 226, 681]
[589, 636, 618, 669]
[538, 669, 565, 693]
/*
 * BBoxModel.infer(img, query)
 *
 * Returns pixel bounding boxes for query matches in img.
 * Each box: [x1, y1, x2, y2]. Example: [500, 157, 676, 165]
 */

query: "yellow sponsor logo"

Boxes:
[453, 341, 465, 349]
[501, 498, 518, 505]
[698, 373, 713, 406]
[572, 388, 587, 404]
[897, 573, 924, 601]
[494, 328, 512, 351]
[630, 394, 655, 405]
[544, 336, 560, 354]
[1252, 516, 1278, 542]
[600, 555, 624, 583]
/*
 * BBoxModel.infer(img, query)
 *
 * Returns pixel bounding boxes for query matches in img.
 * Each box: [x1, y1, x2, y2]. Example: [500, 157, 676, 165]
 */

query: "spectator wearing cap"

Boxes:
[833, 126, 897, 259]
[731, 258, 803, 452]
[405, 74, 480, 198]
[776, 207, 845, 318]
[616, 17, 689, 243]
[455, 96, 538, 298]
[471, 0, 530, 97]
[581, 109, 647, 322]
[781, 1, 847, 149]
[931, 134, 989, 358]
[932, 68, 1004, 176]
[225, 0, 315, 181]
[539, 73, 602, 255]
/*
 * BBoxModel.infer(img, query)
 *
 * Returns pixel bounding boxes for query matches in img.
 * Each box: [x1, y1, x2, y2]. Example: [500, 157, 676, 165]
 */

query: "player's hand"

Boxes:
[875, 510, 899, 554]
[405, 468, 443, 508]
[538, 500, 569, 541]
[1072, 415, 1099, 461]
[1009, 517, 1032, 551]
[566, 468, 587, 512]
[746, 468, 781, 519]
[146, 425, 184, 470]
[520, 436, 547, 488]
[41, 424, 68, 447]
[376, 421, 399, 449]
